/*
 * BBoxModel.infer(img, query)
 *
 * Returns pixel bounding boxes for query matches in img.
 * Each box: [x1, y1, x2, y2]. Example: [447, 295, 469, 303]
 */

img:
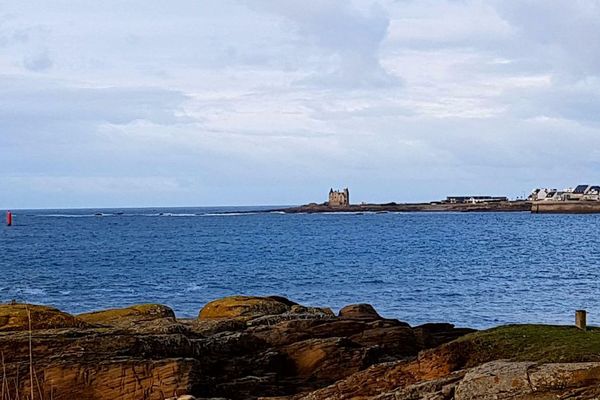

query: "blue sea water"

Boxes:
[1, 207, 600, 329]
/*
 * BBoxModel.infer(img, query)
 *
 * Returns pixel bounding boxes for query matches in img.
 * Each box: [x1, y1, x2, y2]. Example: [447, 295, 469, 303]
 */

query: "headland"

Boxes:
[280, 201, 532, 213]
[3, 297, 600, 399]
[278, 185, 600, 214]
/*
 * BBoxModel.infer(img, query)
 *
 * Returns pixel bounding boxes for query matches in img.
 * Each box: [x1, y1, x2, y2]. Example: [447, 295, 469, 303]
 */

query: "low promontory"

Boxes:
[2, 298, 600, 399]
[279, 201, 532, 213]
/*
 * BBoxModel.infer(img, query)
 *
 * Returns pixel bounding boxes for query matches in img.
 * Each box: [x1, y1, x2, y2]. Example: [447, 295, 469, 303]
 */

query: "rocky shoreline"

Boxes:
[278, 201, 532, 213]
[1, 296, 600, 399]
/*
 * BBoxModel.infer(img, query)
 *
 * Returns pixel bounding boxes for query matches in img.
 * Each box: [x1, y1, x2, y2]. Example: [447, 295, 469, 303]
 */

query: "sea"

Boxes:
[1, 207, 600, 329]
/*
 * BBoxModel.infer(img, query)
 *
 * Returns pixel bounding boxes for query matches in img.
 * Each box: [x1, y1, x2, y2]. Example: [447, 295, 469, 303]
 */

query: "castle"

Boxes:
[328, 188, 350, 207]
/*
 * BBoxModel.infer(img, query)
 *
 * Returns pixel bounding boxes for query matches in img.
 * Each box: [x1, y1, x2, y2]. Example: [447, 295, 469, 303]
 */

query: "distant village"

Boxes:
[528, 185, 600, 202]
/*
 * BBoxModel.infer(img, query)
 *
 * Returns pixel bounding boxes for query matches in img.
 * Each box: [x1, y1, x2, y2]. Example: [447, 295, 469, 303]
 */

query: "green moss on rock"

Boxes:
[0, 303, 89, 331]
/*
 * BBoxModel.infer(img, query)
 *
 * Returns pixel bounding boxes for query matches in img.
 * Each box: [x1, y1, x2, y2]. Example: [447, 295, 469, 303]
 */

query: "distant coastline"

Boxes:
[275, 185, 600, 214]
[278, 200, 532, 213]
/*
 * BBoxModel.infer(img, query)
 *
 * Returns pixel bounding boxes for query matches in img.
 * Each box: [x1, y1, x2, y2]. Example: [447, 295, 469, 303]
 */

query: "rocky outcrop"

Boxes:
[78, 304, 187, 334]
[338, 304, 383, 320]
[198, 296, 291, 320]
[13, 298, 600, 400]
[78, 303, 176, 325]
[0, 303, 90, 331]
[278, 323, 600, 400]
[0, 297, 474, 400]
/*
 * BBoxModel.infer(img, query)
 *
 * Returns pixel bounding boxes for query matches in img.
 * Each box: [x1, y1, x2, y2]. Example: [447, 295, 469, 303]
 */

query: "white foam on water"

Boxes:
[38, 214, 96, 218]
[17, 288, 46, 295]
[202, 212, 258, 217]
[160, 213, 198, 217]
[184, 283, 207, 292]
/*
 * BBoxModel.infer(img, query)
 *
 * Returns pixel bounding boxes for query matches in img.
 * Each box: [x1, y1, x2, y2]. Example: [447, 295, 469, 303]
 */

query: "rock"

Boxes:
[455, 360, 600, 400]
[529, 362, 600, 393]
[280, 337, 371, 387]
[250, 319, 371, 348]
[338, 304, 382, 320]
[0, 303, 89, 331]
[290, 305, 335, 316]
[413, 323, 477, 351]
[78, 304, 186, 334]
[375, 370, 466, 400]
[190, 318, 247, 336]
[349, 324, 418, 359]
[199, 296, 291, 320]
[454, 360, 535, 400]
[267, 296, 298, 307]
[0, 299, 478, 400]
[78, 303, 176, 325]
[41, 358, 201, 400]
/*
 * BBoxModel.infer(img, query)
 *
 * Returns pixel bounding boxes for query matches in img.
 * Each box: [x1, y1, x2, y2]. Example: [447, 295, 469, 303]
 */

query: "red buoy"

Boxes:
[6, 211, 12, 226]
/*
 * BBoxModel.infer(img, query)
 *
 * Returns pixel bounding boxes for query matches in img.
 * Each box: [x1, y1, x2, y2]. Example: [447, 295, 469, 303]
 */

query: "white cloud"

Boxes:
[1, 1, 600, 207]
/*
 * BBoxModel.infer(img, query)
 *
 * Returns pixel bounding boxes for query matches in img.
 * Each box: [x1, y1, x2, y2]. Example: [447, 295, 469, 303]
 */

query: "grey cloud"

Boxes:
[0, 78, 190, 127]
[23, 51, 52, 71]
[493, 1, 600, 79]
[249, 1, 399, 89]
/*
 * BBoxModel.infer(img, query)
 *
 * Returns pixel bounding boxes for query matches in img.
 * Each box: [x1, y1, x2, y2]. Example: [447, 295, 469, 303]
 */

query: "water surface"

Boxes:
[1, 207, 598, 328]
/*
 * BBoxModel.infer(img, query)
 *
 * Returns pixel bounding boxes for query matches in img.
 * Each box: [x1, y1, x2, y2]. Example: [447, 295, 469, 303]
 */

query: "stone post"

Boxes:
[575, 310, 587, 330]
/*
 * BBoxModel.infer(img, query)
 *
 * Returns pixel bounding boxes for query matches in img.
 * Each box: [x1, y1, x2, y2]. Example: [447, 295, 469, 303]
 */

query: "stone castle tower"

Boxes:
[328, 188, 350, 207]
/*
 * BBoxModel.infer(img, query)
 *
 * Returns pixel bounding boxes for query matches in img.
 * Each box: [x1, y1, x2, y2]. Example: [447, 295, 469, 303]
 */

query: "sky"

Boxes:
[2, 1, 600, 208]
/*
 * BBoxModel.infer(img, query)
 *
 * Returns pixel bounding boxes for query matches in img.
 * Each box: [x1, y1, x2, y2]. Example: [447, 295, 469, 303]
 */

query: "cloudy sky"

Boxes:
[2, 1, 600, 208]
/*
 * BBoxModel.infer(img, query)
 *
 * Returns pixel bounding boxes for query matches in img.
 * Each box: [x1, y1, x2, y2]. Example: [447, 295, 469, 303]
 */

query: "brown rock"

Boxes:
[338, 304, 382, 320]
[0, 303, 89, 331]
[528, 362, 600, 392]
[454, 360, 535, 400]
[199, 296, 291, 320]
[280, 337, 370, 387]
[78, 303, 176, 325]
[375, 370, 466, 400]
[78, 304, 187, 334]
[350, 324, 418, 359]
[290, 305, 335, 317]
[41, 358, 201, 400]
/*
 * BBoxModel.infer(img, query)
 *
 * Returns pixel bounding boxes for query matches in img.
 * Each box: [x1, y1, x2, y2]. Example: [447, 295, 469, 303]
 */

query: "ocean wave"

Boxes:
[159, 213, 198, 217]
[202, 212, 258, 217]
[37, 213, 115, 217]
[136, 213, 199, 217]
[37, 214, 97, 218]
[16, 288, 46, 295]
[184, 283, 207, 292]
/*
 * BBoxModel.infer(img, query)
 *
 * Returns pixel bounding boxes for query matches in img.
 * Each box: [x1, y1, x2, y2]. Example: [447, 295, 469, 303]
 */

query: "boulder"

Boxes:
[78, 304, 184, 333]
[529, 362, 600, 392]
[78, 303, 176, 325]
[338, 304, 382, 320]
[0, 303, 89, 331]
[199, 296, 291, 320]
[454, 360, 535, 400]
[375, 370, 466, 400]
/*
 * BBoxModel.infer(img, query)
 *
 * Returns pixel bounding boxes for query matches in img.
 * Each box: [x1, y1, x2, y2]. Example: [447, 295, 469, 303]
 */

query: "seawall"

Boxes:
[532, 201, 600, 214]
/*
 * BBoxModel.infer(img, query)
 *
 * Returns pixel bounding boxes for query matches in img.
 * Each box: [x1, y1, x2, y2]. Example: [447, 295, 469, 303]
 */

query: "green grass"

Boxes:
[454, 324, 600, 365]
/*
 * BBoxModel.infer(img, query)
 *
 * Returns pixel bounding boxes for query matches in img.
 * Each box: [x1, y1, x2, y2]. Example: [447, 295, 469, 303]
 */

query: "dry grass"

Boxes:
[0, 307, 45, 400]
